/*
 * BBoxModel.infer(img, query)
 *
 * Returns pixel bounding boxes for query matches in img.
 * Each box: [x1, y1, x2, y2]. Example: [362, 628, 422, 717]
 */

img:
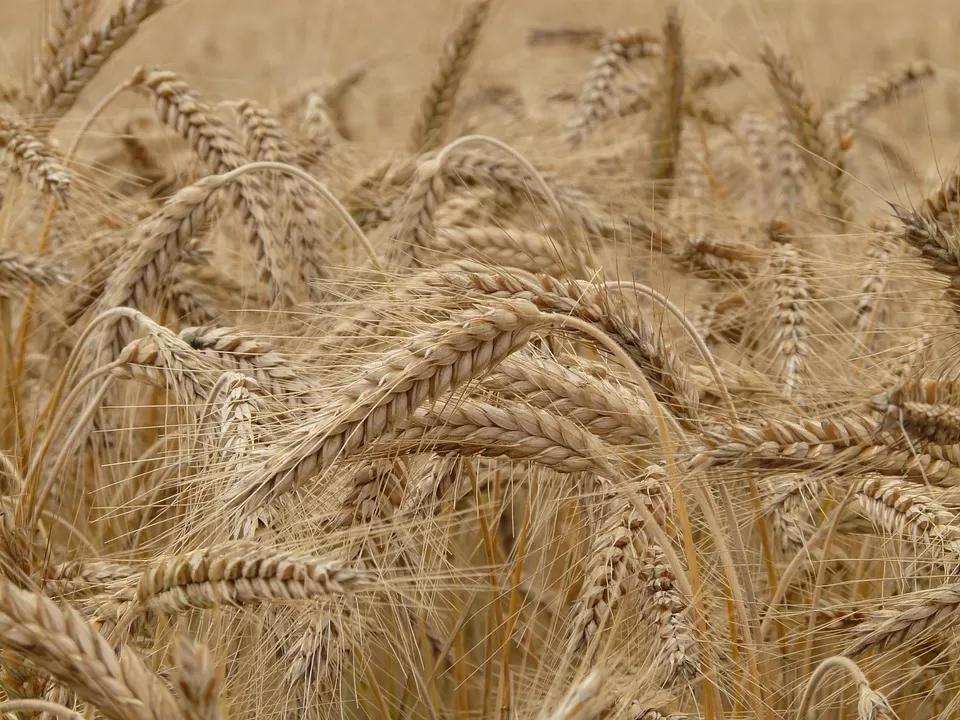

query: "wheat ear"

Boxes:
[481, 354, 657, 446]
[0, 252, 69, 296]
[231, 99, 331, 297]
[874, 376, 960, 444]
[648, 6, 684, 212]
[767, 242, 811, 397]
[826, 60, 936, 136]
[231, 299, 546, 510]
[847, 584, 960, 656]
[541, 670, 608, 720]
[131, 68, 293, 304]
[425, 269, 701, 424]
[0, 112, 72, 200]
[389, 398, 620, 476]
[135, 543, 373, 614]
[410, 0, 491, 153]
[32, 0, 102, 93]
[566, 29, 662, 145]
[33, 0, 166, 119]
[0, 580, 179, 720]
[851, 475, 960, 549]
[920, 156, 959, 231]
[172, 636, 222, 720]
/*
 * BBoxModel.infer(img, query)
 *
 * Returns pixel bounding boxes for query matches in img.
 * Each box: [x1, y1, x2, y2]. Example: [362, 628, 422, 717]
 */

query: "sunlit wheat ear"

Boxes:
[393, 157, 448, 266]
[566, 30, 662, 145]
[410, 0, 491, 154]
[921, 155, 960, 232]
[847, 583, 960, 656]
[211, 373, 263, 479]
[569, 500, 652, 662]
[761, 43, 827, 170]
[93, 176, 229, 342]
[736, 110, 773, 202]
[0, 112, 72, 201]
[337, 458, 408, 530]
[424, 226, 574, 276]
[279, 605, 354, 717]
[32, 0, 166, 121]
[639, 540, 697, 685]
[280, 64, 365, 143]
[849, 475, 960, 551]
[112, 329, 226, 407]
[671, 233, 759, 281]
[0, 580, 179, 720]
[387, 398, 620, 476]
[761, 43, 849, 223]
[891, 205, 960, 311]
[688, 52, 741, 93]
[176, 326, 316, 406]
[854, 230, 896, 351]
[42, 560, 137, 598]
[773, 113, 805, 217]
[426, 269, 700, 424]
[693, 414, 956, 481]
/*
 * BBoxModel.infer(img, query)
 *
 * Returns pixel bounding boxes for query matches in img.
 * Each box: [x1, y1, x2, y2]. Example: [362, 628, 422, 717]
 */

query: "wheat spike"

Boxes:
[0, 580, 179, 720]
[410, 0, 491, 153]
[33, 0, 166, 119]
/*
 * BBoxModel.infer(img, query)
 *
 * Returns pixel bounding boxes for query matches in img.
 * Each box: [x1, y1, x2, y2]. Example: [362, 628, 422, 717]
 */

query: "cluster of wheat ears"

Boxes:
[0, 1, 958, 720]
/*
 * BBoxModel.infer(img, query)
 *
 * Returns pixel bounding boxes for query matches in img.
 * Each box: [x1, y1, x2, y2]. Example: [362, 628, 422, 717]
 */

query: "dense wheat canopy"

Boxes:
[0, 2, 959, 720]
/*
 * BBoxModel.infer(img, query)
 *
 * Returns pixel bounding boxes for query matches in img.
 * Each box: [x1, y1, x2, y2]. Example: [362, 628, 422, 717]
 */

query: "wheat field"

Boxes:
[0, 2, 959, 720]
